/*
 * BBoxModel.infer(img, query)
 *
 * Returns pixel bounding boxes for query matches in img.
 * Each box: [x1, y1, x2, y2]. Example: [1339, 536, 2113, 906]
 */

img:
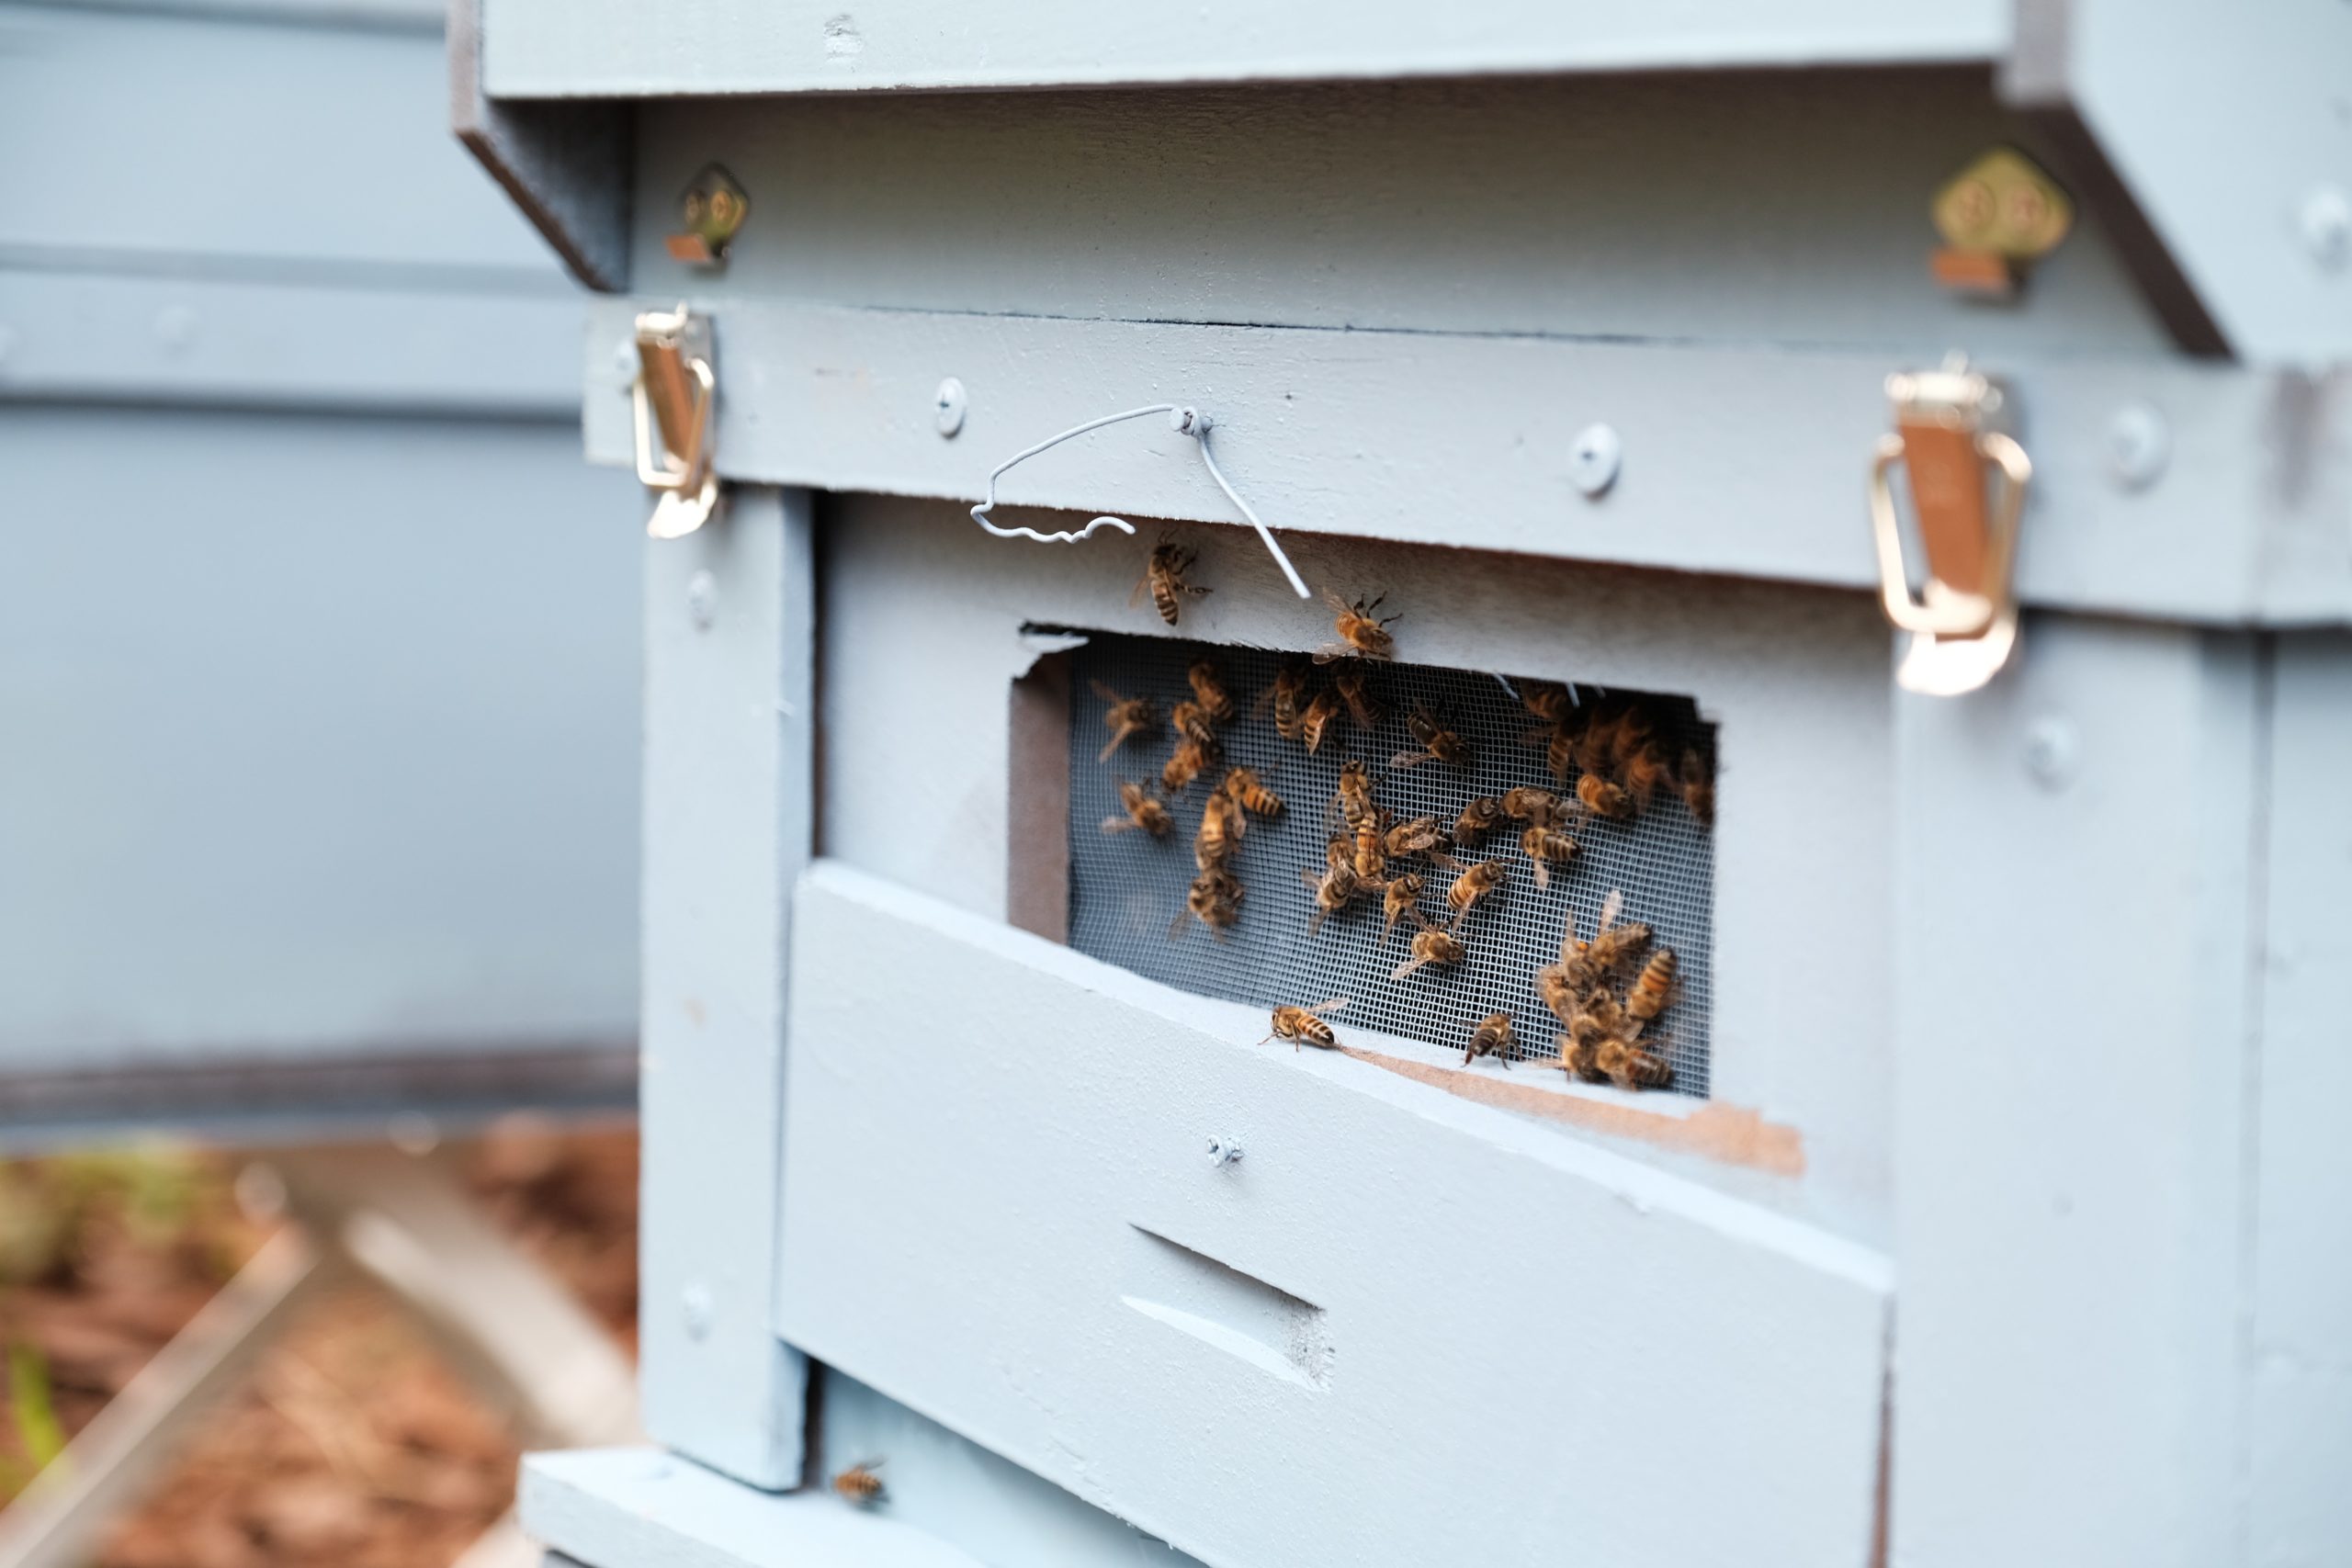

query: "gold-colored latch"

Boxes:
[632, 304, 720, 540]
[1928, 147, 2073, 300]
[666, 164, 750, 268]
[1869, 355, 2032, 695]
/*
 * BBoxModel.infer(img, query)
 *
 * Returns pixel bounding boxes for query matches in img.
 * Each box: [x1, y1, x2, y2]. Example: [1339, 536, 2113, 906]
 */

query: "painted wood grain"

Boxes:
[638, 488, 812, 1487]
[778, 862, 1891, 1568]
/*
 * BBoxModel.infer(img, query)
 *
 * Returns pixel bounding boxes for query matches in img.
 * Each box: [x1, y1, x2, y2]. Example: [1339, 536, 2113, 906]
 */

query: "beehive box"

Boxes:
[0, 0, 644, 1131]
[462, 6, 2352, 1565]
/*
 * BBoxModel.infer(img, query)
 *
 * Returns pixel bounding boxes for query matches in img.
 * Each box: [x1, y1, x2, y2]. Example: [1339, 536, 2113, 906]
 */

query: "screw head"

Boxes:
[1568, 423, 1622, 498]
[933, 377, 967, 437]
[1170, 406, 1210, 436]
[2107, 403, 2170, 491]
[2024, 716, 2077, 791]
[685, 569, 718, 630]
[1205, 1135, 1243, 1168]
[681, 1282, 714, 1339]
[2301, 186, 2351, 271]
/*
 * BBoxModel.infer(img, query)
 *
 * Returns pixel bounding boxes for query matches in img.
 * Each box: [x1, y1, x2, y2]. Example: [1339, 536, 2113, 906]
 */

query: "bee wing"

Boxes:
[1388, 749, 1430, 769]
[1312, 644, 1359, 665]
[1128, 574, 1150, 609]
[1100, 816, 1136, 834]
[1096, 731, 1125, 763]
[1558, 910, 1581, 965]
[1089, 679, 1122, 703]
[1599, 886, 1624, 934]
[1322, 590, 1351, 615]
[1387, 955, 1426, 981]
[1168, 908, 1193, 939]
[1529, 856, 1552, 891]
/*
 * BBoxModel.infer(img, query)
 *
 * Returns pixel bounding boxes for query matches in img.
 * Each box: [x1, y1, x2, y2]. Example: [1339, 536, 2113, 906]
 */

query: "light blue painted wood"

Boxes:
[637, 489, 811, 1488]
[2246, 634, 2352, 1567]
[520, 1448, 986, 1568]
[1891, 619, 2261, 1568]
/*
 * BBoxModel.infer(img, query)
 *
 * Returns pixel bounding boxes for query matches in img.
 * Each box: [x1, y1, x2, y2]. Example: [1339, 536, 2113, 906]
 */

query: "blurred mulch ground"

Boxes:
[0, 1118, 638, 1568]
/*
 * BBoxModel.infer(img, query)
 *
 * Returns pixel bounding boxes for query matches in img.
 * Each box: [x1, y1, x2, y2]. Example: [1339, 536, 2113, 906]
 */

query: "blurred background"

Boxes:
[0, 0, 640, 1562]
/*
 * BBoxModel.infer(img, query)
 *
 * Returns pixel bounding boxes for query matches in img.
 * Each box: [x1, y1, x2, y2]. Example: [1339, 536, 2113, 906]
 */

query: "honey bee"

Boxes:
[1520, 681, 1573, 726]
[1575, 773, 1634, 821]
[1500, 785, 1562, 826]
[1380, 872, 1424, 940]
[1101, 780, 1172, 837]
[1595, 1033, 1673, 1091]
[831, 1461, 887, 1506]
[1222, 765, 1284, 818]
[1609, 705, 1656, 772]
[1621, 742, 1675, 808]
[1331, 664, 1385, 730]
[1162, 737, 1216, 795]
[1301, 840, 1367, 936]
[1260, 997, 1350, 1051]
[1170, 698, 1219, 748]
[1253, 661, 1312, 742]
[1132, 541, 1210, 625]
[1462, 1011, 1516, 1069]
[1194, 789, 1245, 871]
[1624, 946, 1678, 1027]
[1389, 916, 1466, 980]
[1315, 592, 1400, 663]
[1445, 858, 1506, 923]
[1353, 807, 1391, 882]
[1453, 795, 1507, 848]
[1186, 659, 1235, 725]
[1518, 823, 1579, 890]
[1679, 747, 1715, 829]
[1558, 987, 1628, 1082]
[1568, 888, 1653, 990]
[1300, 688, 1343, 754]
[1331, 760, 1377, 830]
[1171, 866, 1245, 937]
[1383, 815, 1460, 867]
[1091, 681, 1159, 762]
[1391, 704, 1471, 770]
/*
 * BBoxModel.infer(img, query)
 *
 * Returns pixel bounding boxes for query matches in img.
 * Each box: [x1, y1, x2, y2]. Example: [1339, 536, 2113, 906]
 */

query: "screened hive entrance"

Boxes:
[1063, 633, 1717, 1096]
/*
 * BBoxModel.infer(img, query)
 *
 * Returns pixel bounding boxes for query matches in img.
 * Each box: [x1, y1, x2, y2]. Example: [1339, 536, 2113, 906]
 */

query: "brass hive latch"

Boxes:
[1869, 355, 2032, 696]
[632, 304, 720, 540]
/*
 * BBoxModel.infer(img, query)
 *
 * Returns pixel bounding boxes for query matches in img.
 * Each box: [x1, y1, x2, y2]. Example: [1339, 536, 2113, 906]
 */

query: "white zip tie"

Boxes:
[970, 403, 1312, 599]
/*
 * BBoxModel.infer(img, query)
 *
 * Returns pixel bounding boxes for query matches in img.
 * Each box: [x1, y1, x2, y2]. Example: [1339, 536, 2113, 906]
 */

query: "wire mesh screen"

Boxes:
[1065, 632, 1717, 1096]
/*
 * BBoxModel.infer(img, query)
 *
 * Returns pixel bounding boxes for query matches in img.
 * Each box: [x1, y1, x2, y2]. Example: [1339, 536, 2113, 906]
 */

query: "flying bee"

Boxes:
[1330, 664, 1385, 730]
[1380, 872, 1424, 940]
[831, 1461, 887, 1506]
[1391, 704, 1471, 770]
[1679, 747, 1715, 829]
[1383, 815, 1460, 868]
[1453, 795, 1507, 848]
[1132, 540, 1209, 626]
[1186, 659, 1235, 725]
[1301, 840, 1367, 936]
[1252, 661, 1312, 742]
[1624, 946, 1679, 1028]
[1102, 780, 1172, 838]
[1500, 785, 1563, 826]
[1193, 789, 1245, 872]
[1162, 737, 1216, 795]
[1445, 858, 1506, 923]
[1222, 765, 1284, 818]
[1330, 760, 1377, 830]
[1260, 997, 1350, 1051]
[1091, 681, 1159, 762]
[1518, 823, 1579, 890]
[1300, 689, 1344, 755]
[1170, 698, 1219, 748]
[1575, 773, 1634, 820]
[1389, 915, 1466, 981]
[1171, 866, 1244, 938]
[1462, 1011, 1516, 1069]
[1621, 742, 1675, 808]
[1316, 592, 1400, 663]
[1353, 807, 1391, 882]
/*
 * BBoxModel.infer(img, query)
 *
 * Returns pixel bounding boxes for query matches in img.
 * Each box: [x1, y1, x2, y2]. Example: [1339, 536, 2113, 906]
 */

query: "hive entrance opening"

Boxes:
[1062, 631, 1717, 1097]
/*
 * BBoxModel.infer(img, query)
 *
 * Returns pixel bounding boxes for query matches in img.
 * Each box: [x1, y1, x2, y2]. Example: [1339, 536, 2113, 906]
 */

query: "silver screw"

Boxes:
[2301, 186, 2352, 271]
[2024, 716, 2077, 791]
[681, 1282, 714, 1339]
[1205, 1135, 1243, 1168]
[2107, 403, 2169, 491]
[685, 568, 718, 630]
[1568, 423, 1622, 498]
[933, 377, 967, 437]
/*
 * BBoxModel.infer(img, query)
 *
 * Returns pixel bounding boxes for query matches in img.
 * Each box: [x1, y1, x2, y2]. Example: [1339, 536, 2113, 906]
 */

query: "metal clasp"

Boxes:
[1869, 356, 2032, 695]
[632, 304, 720, 540]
